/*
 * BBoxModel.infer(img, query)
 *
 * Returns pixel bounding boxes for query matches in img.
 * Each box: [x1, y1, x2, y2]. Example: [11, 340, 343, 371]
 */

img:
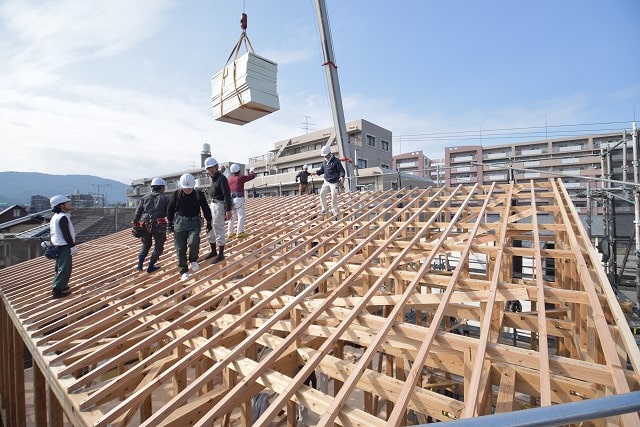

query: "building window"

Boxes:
[381, 163, 390, 169]
[357, 159, 368, 168]
[349, 135, 362, 146]
[381, 140, 389, 151]
[366, 135, 375, 147]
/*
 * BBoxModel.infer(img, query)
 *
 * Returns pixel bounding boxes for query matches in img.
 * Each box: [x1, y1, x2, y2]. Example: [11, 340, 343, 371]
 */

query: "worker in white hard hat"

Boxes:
[315, 145, 345, 219]
[203, 157, 233, 263]
[48, 194, 77, 298]
[166, 173, 212, 281]
[132, 177, 169, 273]
[295, 164, 312, 195]
[227, 163, 256, 239]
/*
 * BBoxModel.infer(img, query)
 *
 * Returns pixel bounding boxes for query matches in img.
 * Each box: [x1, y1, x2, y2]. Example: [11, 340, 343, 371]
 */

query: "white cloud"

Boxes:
[1, 0, 637, 187]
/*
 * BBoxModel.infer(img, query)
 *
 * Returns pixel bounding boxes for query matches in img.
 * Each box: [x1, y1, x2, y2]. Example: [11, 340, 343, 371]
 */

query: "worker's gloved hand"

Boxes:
[206, 222, 212, 232]
[249, 168, 255, 174]
[167, 223, 174, 234]
[70, 246, 79, 256]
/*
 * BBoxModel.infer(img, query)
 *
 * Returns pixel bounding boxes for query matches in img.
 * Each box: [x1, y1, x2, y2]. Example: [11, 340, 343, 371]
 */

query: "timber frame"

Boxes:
[1, 180, 639, 426]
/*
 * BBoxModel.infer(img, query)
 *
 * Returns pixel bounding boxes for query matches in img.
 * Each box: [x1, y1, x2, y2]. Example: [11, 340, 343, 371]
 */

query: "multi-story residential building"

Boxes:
[393, 151, 428, 176]
[445, 131, 638, 213]
[29, 195, 50, 213]
[392, 151, 446, 186]
[247, 118, 432, 196]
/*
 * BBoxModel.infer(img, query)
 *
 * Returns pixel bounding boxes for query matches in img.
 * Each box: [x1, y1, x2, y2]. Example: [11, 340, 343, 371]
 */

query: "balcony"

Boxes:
[451, 155, 475, 163]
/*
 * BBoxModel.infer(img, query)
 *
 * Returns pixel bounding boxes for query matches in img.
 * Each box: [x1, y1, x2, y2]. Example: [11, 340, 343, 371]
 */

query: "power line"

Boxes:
[393, 121, 634, 143]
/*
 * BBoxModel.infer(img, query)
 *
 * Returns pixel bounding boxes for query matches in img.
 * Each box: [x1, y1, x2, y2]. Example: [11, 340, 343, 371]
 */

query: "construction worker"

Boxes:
[166, 173, 212, 281]
[315, 145, 345, 219]
[49, 195, 78, 298]
[227, 163, 256, 238]
[132, 177, 169, 273]
[203, 157, 232, 263]
[295, 164, 311, 195]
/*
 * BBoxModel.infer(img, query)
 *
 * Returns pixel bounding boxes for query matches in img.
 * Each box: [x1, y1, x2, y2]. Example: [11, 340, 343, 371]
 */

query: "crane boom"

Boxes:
[314, 0, 355, 192]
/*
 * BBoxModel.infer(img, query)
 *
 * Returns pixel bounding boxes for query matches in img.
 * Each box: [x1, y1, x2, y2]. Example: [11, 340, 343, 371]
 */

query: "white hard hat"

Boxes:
[50, 194, 70, 208]
[179, 173, 196, 189]
[230, 164, 241, 174]
[204, 157, 218, 169]
[303, 164, 309, 170]
[151, 177, 165, 187]
[321, 145, 331, 156]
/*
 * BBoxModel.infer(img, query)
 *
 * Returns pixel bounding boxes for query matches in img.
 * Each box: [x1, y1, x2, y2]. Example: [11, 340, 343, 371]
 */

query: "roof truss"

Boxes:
[1, 180, 639, 426]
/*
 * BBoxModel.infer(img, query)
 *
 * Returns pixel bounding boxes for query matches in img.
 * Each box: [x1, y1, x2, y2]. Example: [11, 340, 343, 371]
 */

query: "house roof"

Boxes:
[0, 208, 51, 230]
[0, 204, 25, 216]
[1, 180, 639, 426]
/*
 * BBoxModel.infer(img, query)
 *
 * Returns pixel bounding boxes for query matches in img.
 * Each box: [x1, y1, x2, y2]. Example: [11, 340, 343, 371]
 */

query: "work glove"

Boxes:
[206, 222, 212, 232]
[70, 246, 79, 256]
[249, 168, 255, 174]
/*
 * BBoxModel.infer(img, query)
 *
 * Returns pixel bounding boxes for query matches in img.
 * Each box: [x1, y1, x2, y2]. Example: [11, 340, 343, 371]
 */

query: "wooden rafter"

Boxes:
[1, 180, 639, 427]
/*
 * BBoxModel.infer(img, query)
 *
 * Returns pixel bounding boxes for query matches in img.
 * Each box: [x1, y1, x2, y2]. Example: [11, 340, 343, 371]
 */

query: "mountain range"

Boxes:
[0, 171, 129, 207]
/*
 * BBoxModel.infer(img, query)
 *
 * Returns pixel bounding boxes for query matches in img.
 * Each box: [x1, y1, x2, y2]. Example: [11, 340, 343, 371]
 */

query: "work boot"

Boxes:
[212, 245, 225, 264]
[52, 287, 72, 299]
[204, 243, 217, 260]
[137, 255, 145, 271]
[147, 261, 160, 273]
[147, 254, 160, 273]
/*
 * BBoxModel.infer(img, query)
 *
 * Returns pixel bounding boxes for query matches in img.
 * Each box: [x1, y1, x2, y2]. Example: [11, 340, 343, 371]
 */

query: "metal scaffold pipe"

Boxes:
[633, 121, 640, 304]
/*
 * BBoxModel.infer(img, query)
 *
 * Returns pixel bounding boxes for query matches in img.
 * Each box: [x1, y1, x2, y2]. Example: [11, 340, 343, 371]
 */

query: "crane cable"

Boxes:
[218, 5, 256, 117]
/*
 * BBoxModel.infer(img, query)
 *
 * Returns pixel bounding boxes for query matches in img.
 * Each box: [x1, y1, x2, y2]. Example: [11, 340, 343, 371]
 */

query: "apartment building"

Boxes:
[445, 131, 638, 213]
[247, 118, 432, 196]
[393, 151, 445, 185]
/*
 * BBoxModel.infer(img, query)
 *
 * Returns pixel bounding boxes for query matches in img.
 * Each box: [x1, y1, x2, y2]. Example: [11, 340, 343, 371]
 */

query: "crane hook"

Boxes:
[240, 13, 247, 31]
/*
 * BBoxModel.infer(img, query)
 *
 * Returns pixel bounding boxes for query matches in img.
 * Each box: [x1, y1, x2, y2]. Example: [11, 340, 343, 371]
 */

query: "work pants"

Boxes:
[206, 201, 226, 246]
[319, 181, 340, 215]
[227, 197, 246, 235]
[139, 224, 166, 265]
[52, 245, 72, 291]
[173, 216, 201, 273]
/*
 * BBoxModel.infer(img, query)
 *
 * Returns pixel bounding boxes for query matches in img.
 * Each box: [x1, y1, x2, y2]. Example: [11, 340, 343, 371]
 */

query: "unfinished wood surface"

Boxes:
[1, 180, 639, 426]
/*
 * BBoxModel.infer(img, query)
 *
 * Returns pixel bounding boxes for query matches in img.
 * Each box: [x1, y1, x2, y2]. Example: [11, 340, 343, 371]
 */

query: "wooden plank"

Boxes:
[462, 182, 515, 418]
[530, 180, 552, 407]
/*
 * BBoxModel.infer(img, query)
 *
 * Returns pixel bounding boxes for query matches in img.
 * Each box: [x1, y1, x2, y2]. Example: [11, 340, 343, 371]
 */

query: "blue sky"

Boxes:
[1, 0, 638, 184]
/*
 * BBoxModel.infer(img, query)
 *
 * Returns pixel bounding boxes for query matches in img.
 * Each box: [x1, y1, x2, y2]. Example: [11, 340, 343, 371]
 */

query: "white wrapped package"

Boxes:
[211, 52, 279, 125]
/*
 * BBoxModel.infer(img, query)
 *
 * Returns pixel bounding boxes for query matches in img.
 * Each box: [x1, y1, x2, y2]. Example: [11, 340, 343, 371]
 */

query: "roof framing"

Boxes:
[1, 179, 639, 426]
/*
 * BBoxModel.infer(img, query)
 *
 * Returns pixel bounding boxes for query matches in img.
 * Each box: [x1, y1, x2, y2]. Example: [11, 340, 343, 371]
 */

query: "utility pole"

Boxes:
[301, 115, 315, 134]
[313, 0, 354, 192]
[92, 184, 111, 208]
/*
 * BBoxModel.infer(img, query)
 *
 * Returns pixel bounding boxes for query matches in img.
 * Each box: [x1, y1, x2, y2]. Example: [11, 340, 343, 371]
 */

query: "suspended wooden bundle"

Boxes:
[211, 13, 279, 125]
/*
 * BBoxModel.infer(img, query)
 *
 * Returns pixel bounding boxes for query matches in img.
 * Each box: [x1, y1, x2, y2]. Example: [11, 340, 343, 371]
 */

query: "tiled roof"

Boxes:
[1, 181, 638, 426]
